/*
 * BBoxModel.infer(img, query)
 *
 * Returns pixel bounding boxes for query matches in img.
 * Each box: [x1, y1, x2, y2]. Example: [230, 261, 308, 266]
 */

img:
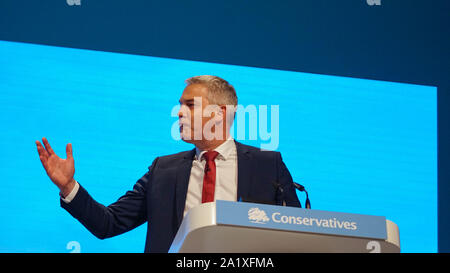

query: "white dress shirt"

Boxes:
[62, 138, 239, 218]
[183, 137, 238, 216]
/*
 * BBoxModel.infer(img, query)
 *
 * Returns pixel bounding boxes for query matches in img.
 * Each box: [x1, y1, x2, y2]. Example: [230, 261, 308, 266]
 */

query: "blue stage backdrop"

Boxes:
[0, 41, 437, 252]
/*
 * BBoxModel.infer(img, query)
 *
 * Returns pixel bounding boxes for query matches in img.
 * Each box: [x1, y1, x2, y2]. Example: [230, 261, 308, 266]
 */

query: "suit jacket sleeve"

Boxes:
[276, 152, 302, 208]
[60, 157, 158, 239]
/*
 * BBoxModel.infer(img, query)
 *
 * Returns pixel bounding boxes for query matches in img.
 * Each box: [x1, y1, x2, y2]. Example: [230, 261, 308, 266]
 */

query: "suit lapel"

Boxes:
[235, 141, 254, 201]
[174, 149, 195, 227]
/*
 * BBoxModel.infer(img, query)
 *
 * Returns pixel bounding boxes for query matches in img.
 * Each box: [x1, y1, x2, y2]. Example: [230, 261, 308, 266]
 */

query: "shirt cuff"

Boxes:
[60, 181, 80, 203]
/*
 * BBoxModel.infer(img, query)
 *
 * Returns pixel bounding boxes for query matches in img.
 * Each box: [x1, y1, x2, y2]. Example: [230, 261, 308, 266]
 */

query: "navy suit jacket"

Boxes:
[61, 141, 301, 253]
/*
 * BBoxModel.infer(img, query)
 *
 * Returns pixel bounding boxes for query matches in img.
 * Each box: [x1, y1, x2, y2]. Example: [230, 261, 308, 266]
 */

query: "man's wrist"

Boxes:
[60, 179, 79, 203]
[60, 178, 76, 198]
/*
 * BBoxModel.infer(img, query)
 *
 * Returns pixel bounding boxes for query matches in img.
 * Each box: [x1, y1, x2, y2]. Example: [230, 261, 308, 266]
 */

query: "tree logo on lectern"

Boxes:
[248, 207, 270, 224]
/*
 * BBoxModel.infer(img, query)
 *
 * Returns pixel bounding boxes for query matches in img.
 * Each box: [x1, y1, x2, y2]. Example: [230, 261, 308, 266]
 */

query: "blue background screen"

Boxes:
[0, 40, 437, 252]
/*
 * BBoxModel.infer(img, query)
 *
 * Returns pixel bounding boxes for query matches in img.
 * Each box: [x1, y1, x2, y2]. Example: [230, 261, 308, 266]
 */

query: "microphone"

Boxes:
[272, 181, 286, 206]
[293, 182, 311, 209]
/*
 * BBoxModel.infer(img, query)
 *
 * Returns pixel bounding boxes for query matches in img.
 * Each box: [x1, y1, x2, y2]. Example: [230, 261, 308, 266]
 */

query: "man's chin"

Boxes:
[180, 134, 194, 144]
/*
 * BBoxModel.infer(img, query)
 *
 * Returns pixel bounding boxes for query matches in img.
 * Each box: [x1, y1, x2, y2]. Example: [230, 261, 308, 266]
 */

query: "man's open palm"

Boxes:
[36, 137, 75, 196]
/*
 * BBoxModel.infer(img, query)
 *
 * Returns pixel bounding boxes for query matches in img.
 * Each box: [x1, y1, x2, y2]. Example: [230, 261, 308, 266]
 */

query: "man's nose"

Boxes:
[178, 105, 188, 118]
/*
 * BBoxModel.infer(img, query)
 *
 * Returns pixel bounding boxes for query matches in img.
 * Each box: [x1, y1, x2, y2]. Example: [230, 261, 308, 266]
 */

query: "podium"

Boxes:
[169, 200, 400, 253]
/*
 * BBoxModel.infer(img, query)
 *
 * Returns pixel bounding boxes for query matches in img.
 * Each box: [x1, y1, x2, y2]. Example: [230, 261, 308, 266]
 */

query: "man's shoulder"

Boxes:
[234, 141, 281, 159]
[157, 149, 195, 161]
[148, 149, 195, 169]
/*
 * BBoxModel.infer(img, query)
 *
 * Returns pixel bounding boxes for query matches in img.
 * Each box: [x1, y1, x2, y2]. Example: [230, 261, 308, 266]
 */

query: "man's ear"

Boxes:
[203, 103, 222, 120]
[215, 105, 227, 122]
[223, 104, 237, 125]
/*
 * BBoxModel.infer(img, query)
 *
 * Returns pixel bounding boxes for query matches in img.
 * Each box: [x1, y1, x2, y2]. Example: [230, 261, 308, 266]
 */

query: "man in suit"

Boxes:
[35, 75, 301, 253]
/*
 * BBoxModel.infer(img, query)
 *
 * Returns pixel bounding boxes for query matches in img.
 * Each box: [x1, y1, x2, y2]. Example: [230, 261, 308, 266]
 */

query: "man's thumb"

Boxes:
[66, 143, 73, 159]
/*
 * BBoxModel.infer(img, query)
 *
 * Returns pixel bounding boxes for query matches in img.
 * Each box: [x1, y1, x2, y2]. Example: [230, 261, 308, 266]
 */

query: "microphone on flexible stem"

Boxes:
[293, 182, 311, 209]
[272, 181, 286, 206]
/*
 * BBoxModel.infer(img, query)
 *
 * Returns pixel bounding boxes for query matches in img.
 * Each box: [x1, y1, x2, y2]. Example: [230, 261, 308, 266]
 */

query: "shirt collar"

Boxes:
[195, 136, 235, 161]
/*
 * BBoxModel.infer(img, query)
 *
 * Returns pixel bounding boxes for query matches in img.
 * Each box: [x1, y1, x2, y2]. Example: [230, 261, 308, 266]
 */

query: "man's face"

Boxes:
[178, 83, 219, 144]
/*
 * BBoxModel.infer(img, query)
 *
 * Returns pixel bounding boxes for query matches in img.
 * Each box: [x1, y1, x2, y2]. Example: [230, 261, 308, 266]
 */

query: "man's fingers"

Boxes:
[36, 140, 49, 158]
[42, 137, 55, 155]
[39, 154, 49, 170]
[66, 143, 73, 159]
[36, 141, 49, 169]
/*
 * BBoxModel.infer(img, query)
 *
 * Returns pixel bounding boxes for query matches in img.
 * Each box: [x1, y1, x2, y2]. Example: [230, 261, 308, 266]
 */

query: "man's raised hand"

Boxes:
[36, 137, 76, 197]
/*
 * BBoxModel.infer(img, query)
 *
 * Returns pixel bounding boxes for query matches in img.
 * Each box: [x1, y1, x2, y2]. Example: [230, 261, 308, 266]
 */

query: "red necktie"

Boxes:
[201, 151, 219, 203]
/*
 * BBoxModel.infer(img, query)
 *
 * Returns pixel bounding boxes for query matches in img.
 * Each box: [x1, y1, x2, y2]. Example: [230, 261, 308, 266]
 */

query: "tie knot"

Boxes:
[202, 151, 219, 162]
